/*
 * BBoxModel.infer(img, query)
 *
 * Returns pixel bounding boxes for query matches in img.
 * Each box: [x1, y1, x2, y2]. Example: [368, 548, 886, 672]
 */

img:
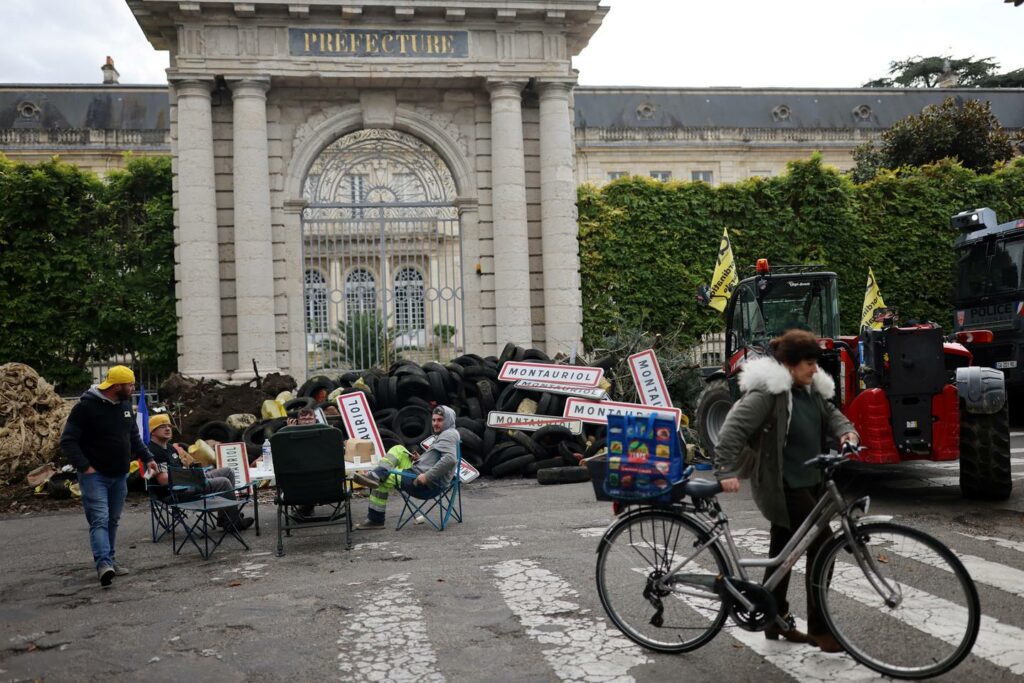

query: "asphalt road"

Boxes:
[1, 437, 1023, 683]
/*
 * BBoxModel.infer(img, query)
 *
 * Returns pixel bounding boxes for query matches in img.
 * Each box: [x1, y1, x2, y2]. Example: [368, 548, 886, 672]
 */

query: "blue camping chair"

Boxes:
[389, 444, 463, 531]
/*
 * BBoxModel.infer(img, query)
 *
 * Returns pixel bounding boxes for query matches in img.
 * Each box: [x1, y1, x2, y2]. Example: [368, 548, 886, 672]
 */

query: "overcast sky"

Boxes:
[0, 0, 1021, 88]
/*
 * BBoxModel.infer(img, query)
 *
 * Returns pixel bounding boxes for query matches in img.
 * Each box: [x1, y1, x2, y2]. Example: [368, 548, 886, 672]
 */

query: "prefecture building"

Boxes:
[1, 1, 1022, 382]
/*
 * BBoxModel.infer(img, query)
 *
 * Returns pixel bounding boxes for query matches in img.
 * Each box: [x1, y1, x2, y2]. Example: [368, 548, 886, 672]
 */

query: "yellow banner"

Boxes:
[860, 267, 886, 329]
[709, 227, 738, 312]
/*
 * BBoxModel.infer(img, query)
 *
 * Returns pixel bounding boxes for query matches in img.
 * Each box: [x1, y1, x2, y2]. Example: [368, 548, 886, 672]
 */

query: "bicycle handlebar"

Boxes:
[802, 442, 863, 471]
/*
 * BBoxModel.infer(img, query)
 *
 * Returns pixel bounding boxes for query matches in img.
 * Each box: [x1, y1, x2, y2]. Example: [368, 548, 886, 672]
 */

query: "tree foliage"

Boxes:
[852, 98, 1018, 182]
[578, 156, 1024, 350]
[0, 154, 176, 392]
[863, 55, 1013, 88]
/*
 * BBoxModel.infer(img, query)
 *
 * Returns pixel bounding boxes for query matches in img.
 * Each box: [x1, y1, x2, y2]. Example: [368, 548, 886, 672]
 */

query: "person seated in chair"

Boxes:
[147, 414, 254, 531]
[352, 405, 458, 530]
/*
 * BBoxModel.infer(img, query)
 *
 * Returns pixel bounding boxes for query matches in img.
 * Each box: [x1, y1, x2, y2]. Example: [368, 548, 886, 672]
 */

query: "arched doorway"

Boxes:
[301, 128, 462, 372]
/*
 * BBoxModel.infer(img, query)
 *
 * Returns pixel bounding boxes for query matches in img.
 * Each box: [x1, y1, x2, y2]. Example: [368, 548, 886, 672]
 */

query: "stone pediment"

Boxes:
[130, 0, 607, 60]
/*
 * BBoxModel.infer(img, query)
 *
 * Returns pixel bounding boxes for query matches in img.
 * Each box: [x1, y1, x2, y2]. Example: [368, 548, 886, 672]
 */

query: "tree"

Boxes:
[863, 55, 1012, 88]
[852, 98, 1018, 182]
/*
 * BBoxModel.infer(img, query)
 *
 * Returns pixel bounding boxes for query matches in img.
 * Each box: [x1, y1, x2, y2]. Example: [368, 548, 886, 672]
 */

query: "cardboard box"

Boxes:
[345, 438, 375, 465]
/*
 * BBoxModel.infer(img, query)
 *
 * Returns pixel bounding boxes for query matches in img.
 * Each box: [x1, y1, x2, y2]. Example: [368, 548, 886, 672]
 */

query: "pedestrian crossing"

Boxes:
[323, 522, 1024, 682]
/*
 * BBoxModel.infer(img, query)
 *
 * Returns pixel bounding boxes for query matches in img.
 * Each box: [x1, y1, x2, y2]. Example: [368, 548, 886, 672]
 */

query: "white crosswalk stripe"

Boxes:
[336, 573, 445, 682]
[958, 533, 1024, 554]
[489, 558, 653, 682]
[731, 528, 1024, 675]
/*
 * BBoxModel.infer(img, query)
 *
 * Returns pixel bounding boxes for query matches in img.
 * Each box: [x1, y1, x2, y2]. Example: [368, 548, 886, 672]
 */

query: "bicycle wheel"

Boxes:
[596, 509, 729, 653]
[812, 522, 980, 679]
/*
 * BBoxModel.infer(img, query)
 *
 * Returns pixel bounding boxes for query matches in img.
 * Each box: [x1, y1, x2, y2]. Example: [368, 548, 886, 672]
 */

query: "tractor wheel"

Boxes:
[695, 379, 732, 459]
[959, 403, 1012, 501]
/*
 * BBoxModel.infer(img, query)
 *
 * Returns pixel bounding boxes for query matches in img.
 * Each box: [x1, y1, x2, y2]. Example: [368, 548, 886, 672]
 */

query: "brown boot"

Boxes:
[765, 614, 814, 644]
[810, 632, 844, 653]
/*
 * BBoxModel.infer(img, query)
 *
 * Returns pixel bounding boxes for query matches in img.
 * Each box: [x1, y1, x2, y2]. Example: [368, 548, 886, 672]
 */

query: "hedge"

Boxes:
[578, 154, 1024, 348]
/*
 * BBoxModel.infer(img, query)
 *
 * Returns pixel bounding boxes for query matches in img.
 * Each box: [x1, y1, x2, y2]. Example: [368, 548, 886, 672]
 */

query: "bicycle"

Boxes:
[594, 445, 981, 679]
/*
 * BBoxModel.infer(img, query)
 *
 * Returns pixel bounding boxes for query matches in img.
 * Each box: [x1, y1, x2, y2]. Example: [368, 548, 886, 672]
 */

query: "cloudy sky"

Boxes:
[0, 0, 1021, 88]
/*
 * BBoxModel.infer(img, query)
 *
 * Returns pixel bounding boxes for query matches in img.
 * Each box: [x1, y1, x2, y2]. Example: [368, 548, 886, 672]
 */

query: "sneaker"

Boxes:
[112, 562, 130, 577]
[413, 514, 427, 525]
[354, 518, 386, 530]
[97, 563, 115, 587]
[352, 472, 382, 489]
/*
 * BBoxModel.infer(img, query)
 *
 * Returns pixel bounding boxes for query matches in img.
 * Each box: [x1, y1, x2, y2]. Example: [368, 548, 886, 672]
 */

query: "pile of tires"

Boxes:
[231, 343, 613, 484]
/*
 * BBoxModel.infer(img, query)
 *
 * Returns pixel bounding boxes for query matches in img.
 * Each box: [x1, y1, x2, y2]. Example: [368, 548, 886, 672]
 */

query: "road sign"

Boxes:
[563, 397, 682, 428]
[337, 392, 385, 459]
[498, 361, 604, 388]
[215, 442, 251, 485]
[514, 380, 608, 400]
[486, 411, 584, 435]
[628, 349, 673, 408]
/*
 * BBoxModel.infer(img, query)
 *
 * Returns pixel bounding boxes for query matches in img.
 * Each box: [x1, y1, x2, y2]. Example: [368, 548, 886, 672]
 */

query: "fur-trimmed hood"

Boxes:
[737, 356, 835, 400]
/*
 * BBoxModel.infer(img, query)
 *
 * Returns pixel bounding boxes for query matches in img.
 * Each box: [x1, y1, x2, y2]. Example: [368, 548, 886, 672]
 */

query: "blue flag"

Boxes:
[136, 384, 151, 445]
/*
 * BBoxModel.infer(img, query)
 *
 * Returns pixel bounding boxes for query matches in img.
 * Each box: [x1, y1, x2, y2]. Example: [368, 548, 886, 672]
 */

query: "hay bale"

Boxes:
[0, 363, 70, 481]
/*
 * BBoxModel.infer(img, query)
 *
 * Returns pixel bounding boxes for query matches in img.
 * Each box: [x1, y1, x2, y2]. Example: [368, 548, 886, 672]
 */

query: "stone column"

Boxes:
[487, 80, 533, 348]
[173, 79, 227, 379]
[229, 78, 279, 380]
[538, 80, 583, 355]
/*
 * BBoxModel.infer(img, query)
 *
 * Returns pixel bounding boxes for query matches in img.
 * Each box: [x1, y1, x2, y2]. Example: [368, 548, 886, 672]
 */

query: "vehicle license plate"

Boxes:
[996, 360, 1017, 369]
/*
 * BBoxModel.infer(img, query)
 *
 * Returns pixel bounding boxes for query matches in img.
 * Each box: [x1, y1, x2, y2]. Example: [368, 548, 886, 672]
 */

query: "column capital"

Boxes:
[284, 198, 308, 215]
[487, 79, 528, 100]
[170, 78, 216, 98]
[227, 77, 271, 98]
[535, 79, 576, 98]
[454, 197, 479, 215]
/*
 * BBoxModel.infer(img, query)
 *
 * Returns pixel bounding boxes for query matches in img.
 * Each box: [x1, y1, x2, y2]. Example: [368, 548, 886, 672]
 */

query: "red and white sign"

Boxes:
[628, 349, 673, 409]
[498, 361, 604, 388]
[458, 460, 480, 483]
[514, 380, 608, 400]
[337, 392, 385, 460]
[486, 411, 584, 435]
[420, 435, 436, 452]
[563, 397, 682, 429]
[216, 442, 251, 485]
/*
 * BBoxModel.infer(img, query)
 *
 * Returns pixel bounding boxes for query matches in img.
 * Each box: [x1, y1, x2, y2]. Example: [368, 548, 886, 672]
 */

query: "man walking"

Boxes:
[60, 366, 157, 587]
[352, 405, 459, 529]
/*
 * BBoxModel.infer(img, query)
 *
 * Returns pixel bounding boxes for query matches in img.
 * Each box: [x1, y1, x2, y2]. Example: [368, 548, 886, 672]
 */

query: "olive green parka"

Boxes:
[713, 356, 856, 527]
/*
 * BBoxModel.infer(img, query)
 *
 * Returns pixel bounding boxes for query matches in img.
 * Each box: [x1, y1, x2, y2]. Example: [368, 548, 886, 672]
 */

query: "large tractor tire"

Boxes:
[695, 379, 733, 459]
[959, 403, 1012, 501]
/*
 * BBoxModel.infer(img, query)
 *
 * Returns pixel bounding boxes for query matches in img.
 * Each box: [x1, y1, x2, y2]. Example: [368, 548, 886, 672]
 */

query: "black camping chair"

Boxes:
[166, 466, 251, 560]
[138, 458, 173, 543]
[270, 424, 352, 556]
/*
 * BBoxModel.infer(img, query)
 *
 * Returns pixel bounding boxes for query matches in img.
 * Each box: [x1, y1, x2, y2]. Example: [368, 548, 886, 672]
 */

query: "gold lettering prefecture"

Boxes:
[296, 30, 463, 57]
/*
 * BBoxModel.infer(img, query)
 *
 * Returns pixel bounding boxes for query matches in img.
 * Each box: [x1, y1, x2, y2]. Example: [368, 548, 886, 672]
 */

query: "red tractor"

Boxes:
[695, 261, 1012, 500]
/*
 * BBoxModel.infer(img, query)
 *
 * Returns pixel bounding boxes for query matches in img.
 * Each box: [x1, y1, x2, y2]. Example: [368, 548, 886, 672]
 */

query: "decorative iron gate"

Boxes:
[301, 129, 463, 373]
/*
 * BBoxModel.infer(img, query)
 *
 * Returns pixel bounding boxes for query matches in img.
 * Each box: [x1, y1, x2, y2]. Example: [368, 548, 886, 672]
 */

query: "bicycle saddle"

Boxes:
[676, 478, 722, 500]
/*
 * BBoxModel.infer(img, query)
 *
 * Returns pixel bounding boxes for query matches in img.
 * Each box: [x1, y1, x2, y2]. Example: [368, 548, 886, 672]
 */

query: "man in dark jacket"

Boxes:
[60, 366, 157, 587]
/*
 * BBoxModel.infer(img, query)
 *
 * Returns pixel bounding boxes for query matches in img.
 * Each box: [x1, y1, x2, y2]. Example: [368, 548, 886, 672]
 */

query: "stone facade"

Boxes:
[126, 0, 605, 380]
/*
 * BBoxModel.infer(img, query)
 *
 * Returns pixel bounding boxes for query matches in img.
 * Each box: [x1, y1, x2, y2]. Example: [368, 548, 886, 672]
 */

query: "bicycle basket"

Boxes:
[602, 413, 682, 503]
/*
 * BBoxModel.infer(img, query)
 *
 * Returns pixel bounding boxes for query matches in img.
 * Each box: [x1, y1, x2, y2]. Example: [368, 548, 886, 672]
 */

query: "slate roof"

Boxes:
[573, 87, 1024, 130]
[0, 85, 169, 130]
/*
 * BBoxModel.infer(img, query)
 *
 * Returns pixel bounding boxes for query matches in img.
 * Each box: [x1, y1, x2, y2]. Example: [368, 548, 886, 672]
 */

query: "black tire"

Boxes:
[812, 522, 980, 679]
[394, 406, 432, 443]
[483, 442, 528, 472]
[372, 408, 397, 429]
[596, 509, 729, 653]
[456, 417, 485, 436]
[426, 371, 449, 403]
[491, 453, 535, 478]
[283, 397, 316, 413]
[959, 403, 1012, 500]
[397, 374, 432, 403]
[695, 379, 732, 458]
[509, 430, 546, 459]
[537, 466, 590, 484]
[198, 420, 241, 443]
[559, 440, 585, 465]
[298, 375, 336, 402]
[457, 427, 484, 454]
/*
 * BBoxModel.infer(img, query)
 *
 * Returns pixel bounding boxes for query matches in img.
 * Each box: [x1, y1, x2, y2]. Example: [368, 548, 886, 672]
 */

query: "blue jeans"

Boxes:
[78, 471, 128, 570]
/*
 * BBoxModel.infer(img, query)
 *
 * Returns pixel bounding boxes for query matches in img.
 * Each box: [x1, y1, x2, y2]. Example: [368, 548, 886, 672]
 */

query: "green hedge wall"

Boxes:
[578, 154, 1024, 348]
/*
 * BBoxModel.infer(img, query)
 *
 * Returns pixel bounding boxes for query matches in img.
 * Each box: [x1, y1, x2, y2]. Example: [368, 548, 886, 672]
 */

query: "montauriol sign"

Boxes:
[563, 397, 682, 429]
[628, 349, 673, 409]
[498, 362, 604, 388]
[485, 411, 584, 435]
[513, 380, 608, 401]
[337, 392, 385, 459]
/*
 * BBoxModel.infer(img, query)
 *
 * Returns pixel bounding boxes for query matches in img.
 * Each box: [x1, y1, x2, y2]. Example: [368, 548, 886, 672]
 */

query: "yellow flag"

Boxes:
[709, 227, 738, 312]
[860, 268, 886, 329]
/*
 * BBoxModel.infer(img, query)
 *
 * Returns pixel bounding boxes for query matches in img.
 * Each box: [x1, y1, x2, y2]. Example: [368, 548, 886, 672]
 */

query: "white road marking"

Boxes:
[957, 533, 1024, 555]
[731, 528, 1024, 675]
[335, 574, 445, 682]
[879, 541, 1024, 599]
[477, 535, 520, 550]
[574, 526, 611, 538]
[490, 559, 652, 682]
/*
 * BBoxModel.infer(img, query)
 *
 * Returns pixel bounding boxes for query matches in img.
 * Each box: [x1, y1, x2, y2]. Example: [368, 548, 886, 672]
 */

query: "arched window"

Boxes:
[345, 268, 377, 316]
[394, 267, 425, 332]
[304, 270, 328, 335]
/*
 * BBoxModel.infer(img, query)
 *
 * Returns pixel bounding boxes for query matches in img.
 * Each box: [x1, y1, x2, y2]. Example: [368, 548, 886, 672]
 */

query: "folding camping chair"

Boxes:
[137, 458, 173, 543]
[390, 444, 463, 531]
[270, 424, 352, 556]
[166, 466, 251, 560]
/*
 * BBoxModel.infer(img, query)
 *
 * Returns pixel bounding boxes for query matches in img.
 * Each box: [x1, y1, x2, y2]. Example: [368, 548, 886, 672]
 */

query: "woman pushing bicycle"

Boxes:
[714, 329, 859, 653]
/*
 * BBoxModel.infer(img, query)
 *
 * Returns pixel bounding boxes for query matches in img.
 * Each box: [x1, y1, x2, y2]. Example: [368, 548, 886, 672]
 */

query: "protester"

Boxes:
[60, 366, 157, 587]
[713, 330, 858, 653]
[146, 413, 253, 531]
[352, 405, 459, 529]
